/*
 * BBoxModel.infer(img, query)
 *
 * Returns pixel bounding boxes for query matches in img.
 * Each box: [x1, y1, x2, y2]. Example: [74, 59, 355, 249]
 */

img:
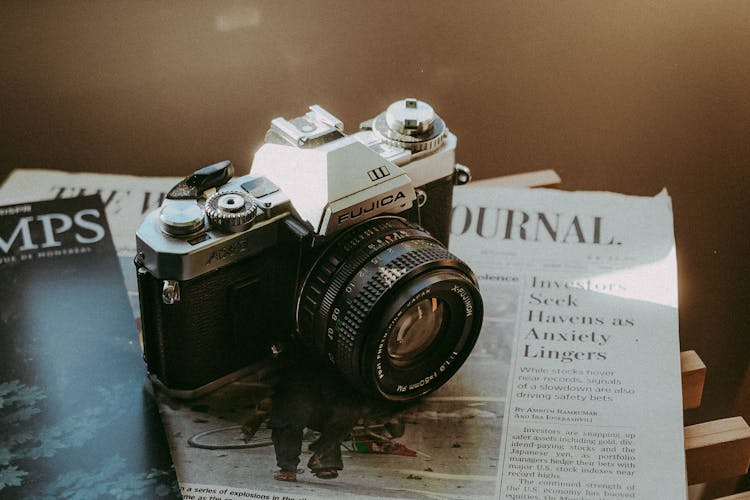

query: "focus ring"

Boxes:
[298, 218, 400, 337]
[317, 228, 427, 334]
[332, 244, 454, 380]
[298, 218, 434, 349]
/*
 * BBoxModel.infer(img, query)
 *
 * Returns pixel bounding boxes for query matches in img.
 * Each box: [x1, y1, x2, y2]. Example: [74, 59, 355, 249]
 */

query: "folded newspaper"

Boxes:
[451, 186, 685, 499]
[0, 170, 685, 499]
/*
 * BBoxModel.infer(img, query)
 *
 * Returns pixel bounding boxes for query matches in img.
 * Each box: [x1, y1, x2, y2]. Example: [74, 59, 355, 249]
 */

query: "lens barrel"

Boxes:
[297, 216, 483, 402]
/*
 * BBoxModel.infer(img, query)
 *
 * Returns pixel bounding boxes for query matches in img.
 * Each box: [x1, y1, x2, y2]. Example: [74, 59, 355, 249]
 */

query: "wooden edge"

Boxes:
[685, 417, 750, 446]
[713, 492, 750, 500]
[470, 169, 562, 188]
[685, 416, 750, 485]
[734, 361, 750, 424]
[682, 350, 707, 410]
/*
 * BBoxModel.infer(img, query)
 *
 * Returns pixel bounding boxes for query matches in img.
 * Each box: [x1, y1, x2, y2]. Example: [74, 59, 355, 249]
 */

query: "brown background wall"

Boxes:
[1, 1, 748, 424]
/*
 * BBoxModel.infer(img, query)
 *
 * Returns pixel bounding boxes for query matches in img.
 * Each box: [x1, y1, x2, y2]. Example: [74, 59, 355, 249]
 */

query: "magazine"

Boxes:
[0, 195, 176, 497]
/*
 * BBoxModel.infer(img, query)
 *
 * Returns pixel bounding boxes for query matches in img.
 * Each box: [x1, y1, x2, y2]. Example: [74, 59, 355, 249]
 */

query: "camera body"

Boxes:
[136, 99, 481, 401]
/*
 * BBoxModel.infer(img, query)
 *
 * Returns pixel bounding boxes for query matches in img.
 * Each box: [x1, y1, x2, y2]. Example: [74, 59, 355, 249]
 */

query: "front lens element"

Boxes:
[387, 298, 445, 365]
[297, 216, 483, 402]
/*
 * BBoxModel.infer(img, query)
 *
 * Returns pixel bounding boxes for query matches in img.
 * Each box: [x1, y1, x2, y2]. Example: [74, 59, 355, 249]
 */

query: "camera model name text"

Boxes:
[337, 191, 407, 225]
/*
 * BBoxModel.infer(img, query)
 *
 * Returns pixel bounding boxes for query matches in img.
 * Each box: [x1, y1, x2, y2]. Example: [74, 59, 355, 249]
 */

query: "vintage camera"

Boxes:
[135, 98, 483, 402]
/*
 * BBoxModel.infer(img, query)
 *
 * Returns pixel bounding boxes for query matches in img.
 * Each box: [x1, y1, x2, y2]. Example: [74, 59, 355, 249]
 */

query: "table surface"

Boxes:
[0, 1, 748, 426]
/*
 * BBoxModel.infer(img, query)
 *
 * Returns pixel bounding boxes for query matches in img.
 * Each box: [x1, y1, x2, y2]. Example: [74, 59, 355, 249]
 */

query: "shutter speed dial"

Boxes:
[205, 191, 258, 233]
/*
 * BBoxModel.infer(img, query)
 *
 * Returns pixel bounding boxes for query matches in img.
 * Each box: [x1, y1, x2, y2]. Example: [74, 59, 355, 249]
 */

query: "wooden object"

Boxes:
[682, 350, 707, 409]
[685, 416, 750, 485]
[714, 492, 750, 500]
[735, 364, 750, 423]
[470, 169, 561, 188]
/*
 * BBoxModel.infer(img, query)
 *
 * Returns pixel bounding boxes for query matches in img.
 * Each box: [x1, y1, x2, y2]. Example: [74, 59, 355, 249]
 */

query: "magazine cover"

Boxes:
[0, 168, 181, 317]
[0, 195, 176, 498]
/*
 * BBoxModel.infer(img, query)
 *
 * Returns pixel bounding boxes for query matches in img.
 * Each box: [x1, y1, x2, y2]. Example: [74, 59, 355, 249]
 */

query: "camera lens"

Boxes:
[387, 297, 445, 366]
[297, 216, 483, 402]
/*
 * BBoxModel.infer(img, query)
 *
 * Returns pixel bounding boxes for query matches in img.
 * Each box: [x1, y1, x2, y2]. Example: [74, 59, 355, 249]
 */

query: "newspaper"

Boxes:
[450, 186, 685, 499]
[0, 169, 685, 498]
